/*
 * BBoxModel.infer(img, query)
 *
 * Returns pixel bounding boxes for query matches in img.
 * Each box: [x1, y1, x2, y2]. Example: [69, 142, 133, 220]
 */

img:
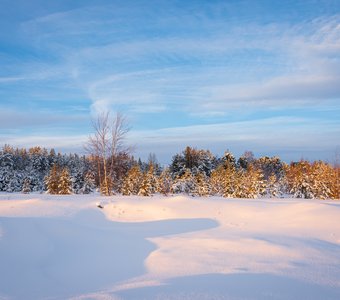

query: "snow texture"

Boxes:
[0, 193, 340, 299]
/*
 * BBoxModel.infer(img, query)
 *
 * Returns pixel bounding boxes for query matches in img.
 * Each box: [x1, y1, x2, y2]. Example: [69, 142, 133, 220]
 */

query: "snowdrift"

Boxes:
[0, 194, 340, 299]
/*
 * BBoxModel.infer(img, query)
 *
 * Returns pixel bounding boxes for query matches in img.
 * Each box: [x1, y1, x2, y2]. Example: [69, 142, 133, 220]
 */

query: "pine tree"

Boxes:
[287, 160, 337, 200]
[193, 172, 211, 196]
[237, 151, 255, 170]
[0, 152, 15, 192]
[58, 168, 72, 195]
[210, 165, 224, 196]
[172, 169, 196, 195]
[287, 161, 314, 199]
[170, 153, 186, 178]
[45, 164, 60, 194]
[222, 165, 238, 198]
[72, 171, 84, 194]
[6, 173, 22, 193]
[330, 164, 340, 200]
[266, 174, 280, 198]
[240, 166, 266, 198]
[22, 178, 31, 194]
[122, 165, 142, 195]
[311, 161, 335, 199]
[221, 151, 237, 169]
[81, 171, 96, 194]
[333, 165, 340, 200]
[196, 149, 217, 176]
[254, 156, 285, 181]
[169, 147, 218, 178]
[157, 168, 173, 196]
[138, 164, 157, 196]
[138, 173, 152, 196]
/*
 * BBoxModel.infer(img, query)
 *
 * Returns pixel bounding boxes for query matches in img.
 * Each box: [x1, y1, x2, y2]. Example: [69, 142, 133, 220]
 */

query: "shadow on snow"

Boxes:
[0, 209, 217, 299]
[117, 273, 340, 300]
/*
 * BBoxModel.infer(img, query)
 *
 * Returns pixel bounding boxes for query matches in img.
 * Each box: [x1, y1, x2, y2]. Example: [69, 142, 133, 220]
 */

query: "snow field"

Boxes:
[0, 193, 340, 299]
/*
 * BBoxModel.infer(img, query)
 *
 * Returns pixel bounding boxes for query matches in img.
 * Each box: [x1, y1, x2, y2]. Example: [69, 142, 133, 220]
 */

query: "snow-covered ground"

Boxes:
[0, 193, 340, 300]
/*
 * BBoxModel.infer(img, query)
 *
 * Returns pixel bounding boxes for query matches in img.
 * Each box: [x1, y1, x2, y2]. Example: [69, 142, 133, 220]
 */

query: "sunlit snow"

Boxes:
[1, 194, 340, 299]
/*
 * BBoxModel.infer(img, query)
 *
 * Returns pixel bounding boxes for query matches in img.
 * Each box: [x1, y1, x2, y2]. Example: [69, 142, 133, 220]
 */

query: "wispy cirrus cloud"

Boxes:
[13, 5, 340, 114]
[67, 15, 340, 116]
[1, 1, 339, 162]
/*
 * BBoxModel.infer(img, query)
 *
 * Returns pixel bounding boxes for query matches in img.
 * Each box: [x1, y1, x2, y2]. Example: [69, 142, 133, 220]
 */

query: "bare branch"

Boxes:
[85, 111, 131, 196]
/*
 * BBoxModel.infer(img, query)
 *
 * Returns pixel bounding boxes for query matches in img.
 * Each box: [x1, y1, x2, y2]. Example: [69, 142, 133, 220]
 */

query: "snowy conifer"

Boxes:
[193, 172, 211, 196]
[220, 151, 237, 169]
[147, 164, 158, 194]
[170, 153, 186, 178]
[237, 151, 255, 170]
[138, 173, 152, 196]
[45, 164, 60, 194]
[333, 166, 340, 200]
[210, 166, 224, 196]
[157, 168, 173, 196]
[287, 161, 315, 199]
[81, 171, 96, 194]
[254, 156, 285, 181]
[0, 152, 15, 191]
[22, 178, 31, 194]
[138, 164, 157, 196]
[122, 165, 142, 195]
[266, 174, 280, 198]
[172, 169, 196, 195]
[311, 161, 335, 200]
[250, 167, 266, 197]
[58, 168, 72, 195]
[239, 166, 266, 198]
[72, 171, 84, 194]
[222, 165, 238, 198]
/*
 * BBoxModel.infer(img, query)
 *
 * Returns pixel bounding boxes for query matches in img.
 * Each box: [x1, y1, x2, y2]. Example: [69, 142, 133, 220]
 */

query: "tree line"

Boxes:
[0, 145, 93, 194]
[0, 112, 339, 199]
[0, 143, 339, 199]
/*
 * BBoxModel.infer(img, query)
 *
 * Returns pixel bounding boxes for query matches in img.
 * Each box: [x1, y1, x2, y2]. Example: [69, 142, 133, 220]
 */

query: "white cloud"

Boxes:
[14, 6, 340, 117]
[2, 3, 338, 164]
[81, 17, 340, 115]
[197, 74, 340, 112]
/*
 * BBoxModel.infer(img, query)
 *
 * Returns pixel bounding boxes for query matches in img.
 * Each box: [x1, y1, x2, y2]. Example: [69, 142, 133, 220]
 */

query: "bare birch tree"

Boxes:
[85, 111, 130, 196]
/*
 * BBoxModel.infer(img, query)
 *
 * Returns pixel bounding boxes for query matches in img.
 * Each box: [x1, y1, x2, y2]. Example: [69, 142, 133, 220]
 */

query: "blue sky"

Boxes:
[0, 0, 339, 163]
